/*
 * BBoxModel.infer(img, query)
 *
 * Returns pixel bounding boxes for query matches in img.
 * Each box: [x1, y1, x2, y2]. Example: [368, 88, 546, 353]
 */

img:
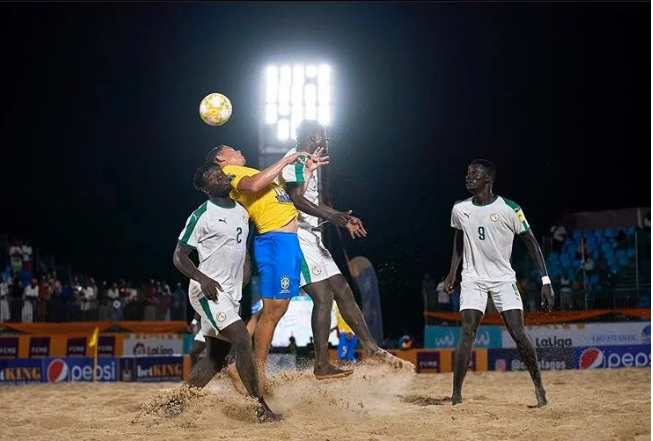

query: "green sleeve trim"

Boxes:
[180, 202, 208, 245]
[294, 163, 305, 184]
[177, 240, 196, 250]
[502, 196, 521, 212]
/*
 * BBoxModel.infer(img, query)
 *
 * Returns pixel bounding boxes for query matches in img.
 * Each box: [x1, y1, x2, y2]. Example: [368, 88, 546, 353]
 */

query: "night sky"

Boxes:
[0, 2, 649, 337]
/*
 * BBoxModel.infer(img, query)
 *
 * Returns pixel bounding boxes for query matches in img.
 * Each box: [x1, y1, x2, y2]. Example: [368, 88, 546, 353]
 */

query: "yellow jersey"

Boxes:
[223, 165, 298, 234]
[334, 304, 354, 334]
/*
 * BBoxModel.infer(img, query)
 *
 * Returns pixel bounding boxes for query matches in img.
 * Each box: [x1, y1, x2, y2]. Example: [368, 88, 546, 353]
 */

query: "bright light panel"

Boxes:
[264, 63, 331, 140]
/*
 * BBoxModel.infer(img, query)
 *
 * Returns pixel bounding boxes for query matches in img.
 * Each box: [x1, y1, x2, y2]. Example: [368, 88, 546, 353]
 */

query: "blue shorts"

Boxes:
[254, 232, 302, 299]
[338, 333, 358, 361]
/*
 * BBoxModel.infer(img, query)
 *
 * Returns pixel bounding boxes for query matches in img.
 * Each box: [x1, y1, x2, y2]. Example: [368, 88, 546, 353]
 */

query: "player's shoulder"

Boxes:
[283, 147, 298, 158]
[452, 197, 473, 209]
[498, 196, 522, 212]
[188, 201, 209, 220]
[223, 164, 258, 175]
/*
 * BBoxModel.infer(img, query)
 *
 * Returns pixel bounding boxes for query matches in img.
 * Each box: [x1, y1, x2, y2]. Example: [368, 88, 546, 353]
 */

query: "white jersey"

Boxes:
[450, 196, 530, 282]
[178, 200, 249, 302]
[280, 147, 320, 230]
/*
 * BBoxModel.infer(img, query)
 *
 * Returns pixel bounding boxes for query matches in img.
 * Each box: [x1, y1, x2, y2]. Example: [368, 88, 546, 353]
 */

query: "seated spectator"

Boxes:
[559, 275, 573, 310]
[550, 224, 568, 253]
[0, 275, 9, 322]
[21, 241, 33, 272]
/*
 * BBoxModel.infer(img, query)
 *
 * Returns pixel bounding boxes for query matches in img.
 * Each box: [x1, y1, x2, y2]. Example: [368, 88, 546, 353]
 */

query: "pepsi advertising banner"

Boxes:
[134, 356, 183, 382]
[0, 358, 43, 384]
[575, 345, 651, 370]
[488, 348, 575, 371]
[44, 357, 119, 383]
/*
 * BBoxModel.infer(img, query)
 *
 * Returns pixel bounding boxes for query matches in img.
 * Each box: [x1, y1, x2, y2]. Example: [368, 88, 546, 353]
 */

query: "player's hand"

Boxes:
[444, 273, 456, 294]
[344, 213, 367, 239]
[328, 210, 353, 228]
[306, 147, 329, 172]
[284, 151, 312, 166]
[541, 284, 555, 312]
[199, 275, 223, 301]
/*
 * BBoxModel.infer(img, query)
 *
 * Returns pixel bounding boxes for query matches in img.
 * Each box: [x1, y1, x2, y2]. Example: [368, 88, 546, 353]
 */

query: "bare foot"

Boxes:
[535, 387, 548, 407]
[314, 363, 354, 380]
[225, 363, 247, 396]
[256, 400, 283, 423]
[367, 349, 415, 371]
[451, 393, 462, 405]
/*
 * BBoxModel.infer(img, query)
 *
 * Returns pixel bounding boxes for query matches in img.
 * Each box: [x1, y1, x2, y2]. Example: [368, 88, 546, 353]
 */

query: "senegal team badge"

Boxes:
[216, 312, 227, 322]
[490, 213, 499, 222]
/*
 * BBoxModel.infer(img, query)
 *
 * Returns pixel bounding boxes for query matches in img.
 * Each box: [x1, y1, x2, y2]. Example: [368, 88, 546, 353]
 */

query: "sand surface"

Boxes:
[0, 366, 649, 441]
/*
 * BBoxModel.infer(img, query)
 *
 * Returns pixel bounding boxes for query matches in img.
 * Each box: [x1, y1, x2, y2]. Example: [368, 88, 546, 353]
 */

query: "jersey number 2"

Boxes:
[236, 227, 243, 243]
[478, 226, 485, 241]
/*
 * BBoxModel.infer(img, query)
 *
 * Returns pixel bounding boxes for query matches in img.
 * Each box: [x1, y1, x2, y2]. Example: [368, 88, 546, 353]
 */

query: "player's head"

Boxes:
[296, 120, 328, 154]
[193, 163, 232, 198]
[466, 159, 496, 192]
[206, 144, 246, 167]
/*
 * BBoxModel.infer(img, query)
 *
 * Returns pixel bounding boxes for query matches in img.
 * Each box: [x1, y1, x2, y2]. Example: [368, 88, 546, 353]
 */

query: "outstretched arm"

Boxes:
[236, 152, 323, 193]
[444, 229, 463, 294]
[173, 242, 223, 301]
[519, 230, 555, 311]
[286, 184, 367, 239]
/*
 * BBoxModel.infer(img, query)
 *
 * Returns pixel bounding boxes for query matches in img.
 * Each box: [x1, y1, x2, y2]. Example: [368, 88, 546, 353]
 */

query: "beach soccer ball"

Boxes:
[199, 93, 233, 126]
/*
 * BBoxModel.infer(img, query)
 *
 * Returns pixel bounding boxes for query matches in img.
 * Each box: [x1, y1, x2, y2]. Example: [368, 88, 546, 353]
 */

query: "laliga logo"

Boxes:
[47, 359, 70, 383]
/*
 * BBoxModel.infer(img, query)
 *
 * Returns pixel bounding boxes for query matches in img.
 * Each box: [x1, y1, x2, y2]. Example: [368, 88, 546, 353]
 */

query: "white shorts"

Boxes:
[190, 293, 241, 339]
[459, 279, 523, 314]
[298, 228, 341, 287]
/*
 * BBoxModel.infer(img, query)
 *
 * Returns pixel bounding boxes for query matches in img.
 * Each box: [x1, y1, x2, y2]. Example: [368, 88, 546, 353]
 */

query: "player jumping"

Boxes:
[444, 159, 554, 407]
[207, 144, 327, 389]
[173, 163, 280, 422]
[281, 119, 411, 378]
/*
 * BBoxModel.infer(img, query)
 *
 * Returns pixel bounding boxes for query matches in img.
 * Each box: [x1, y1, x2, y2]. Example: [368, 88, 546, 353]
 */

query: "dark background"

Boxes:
[0, 2, 649, 337]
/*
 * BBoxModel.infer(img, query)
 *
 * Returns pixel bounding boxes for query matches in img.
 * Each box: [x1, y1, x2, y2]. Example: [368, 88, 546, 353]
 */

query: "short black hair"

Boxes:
[193, 163, 220, 191]
[296, 120, 325, 142]
[471, 159, 496, 181]
[204, 144, 229, 164]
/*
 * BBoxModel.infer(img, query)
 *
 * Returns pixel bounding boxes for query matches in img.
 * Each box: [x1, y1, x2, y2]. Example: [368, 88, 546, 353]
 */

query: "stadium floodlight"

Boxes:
[263, 62, 332, 140]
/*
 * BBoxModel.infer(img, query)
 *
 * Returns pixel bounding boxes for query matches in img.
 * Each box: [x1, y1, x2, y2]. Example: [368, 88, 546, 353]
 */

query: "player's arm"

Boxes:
[519, 230, 555, 311]
[243, 249, 252, 287]
[235, 152, 317, 193]
[444, 229, 463, 294]
[286, 184, 367, 239]
[172, 242, 223, 301]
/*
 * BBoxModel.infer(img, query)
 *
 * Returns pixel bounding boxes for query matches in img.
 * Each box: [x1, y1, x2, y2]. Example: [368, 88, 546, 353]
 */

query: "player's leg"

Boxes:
[302, 280, 353, 378]
[328, 274, 409, 369]
[254, 298, 289, 385]
[226, 307, 262, 395]
[452, 279, 487, 405]
[189, 339, 206, 369]
[328, 274, 378, 353]
[501, 309, 547, 407]
[185, 335, 231, 389]
[219, 319, 282, 422]
[491, 280, 547, 406]
[451, 309, 483, 404]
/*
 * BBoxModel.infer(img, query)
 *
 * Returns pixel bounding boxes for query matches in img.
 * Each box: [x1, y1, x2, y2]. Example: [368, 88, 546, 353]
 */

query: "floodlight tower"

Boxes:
[258, 63, 333, 244]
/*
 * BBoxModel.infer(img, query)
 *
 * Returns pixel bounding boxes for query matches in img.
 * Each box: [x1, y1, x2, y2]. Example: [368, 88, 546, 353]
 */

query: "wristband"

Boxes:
[541, 276, 551, 285]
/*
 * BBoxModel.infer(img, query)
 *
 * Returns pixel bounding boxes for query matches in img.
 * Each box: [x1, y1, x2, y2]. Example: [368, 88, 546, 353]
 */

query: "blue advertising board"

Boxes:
[425, 326, 502, 349]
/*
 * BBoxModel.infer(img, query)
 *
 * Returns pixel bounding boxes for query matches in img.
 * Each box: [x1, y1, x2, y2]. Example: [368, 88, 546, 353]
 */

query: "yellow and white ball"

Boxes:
[199, 93, 232, 126]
